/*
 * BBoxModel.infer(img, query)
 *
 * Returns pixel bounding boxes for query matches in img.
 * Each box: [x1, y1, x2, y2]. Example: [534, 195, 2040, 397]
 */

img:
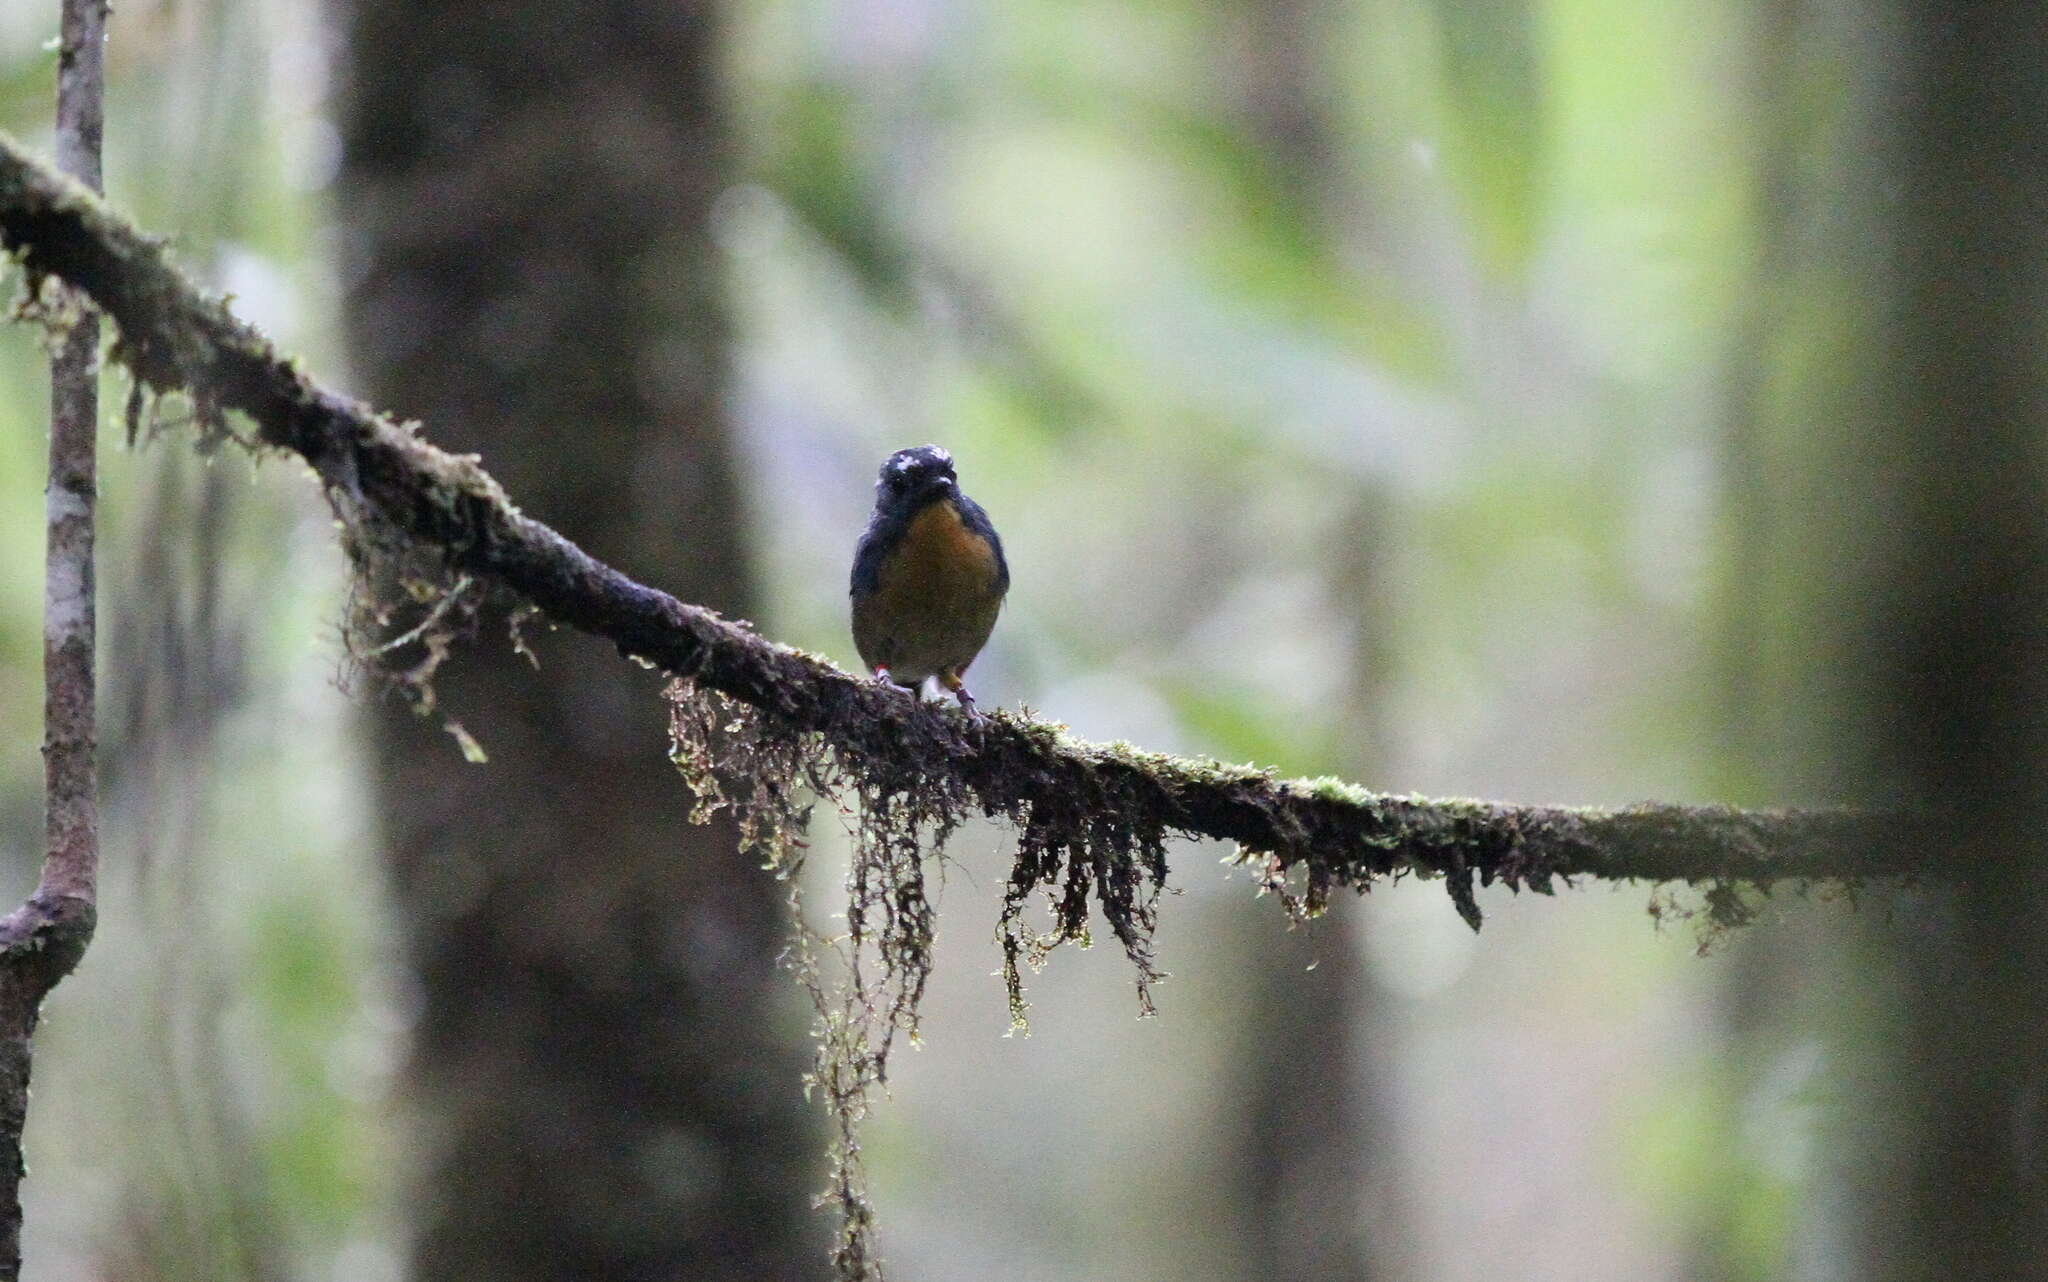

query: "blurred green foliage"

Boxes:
[1, 3, 386, 1278]
[0, 0, 1903, 1276]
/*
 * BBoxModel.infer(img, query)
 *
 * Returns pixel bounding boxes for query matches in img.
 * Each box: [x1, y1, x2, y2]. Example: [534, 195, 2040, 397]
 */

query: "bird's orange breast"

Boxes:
[852, 497, 1006, 683]
[886, 499, 1001, 598]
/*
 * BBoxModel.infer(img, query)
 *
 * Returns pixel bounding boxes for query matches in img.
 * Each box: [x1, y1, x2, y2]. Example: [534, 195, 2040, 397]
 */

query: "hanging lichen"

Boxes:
[663, 677, 1181, 1280]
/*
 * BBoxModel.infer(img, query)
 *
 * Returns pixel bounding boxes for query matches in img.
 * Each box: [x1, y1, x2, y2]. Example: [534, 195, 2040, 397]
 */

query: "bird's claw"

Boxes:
[944, 678, 983, 719]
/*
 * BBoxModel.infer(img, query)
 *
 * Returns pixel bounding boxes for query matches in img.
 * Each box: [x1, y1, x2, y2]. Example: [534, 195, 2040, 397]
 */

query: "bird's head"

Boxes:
[875, 444, 958, 509]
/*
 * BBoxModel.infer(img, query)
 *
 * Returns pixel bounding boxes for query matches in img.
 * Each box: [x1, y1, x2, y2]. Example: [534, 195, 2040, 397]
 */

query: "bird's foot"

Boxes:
[940, 673, 981, 718]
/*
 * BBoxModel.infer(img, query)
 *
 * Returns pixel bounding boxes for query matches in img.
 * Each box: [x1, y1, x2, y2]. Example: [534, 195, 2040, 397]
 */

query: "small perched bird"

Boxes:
[851, 444, 1009, 713]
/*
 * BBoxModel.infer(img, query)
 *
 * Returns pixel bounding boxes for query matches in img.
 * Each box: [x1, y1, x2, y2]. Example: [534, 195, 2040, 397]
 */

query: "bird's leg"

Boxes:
[938, 668, 978, 716]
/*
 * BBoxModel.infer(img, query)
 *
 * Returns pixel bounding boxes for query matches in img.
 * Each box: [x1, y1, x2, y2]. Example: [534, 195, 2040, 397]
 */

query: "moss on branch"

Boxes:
[0, 128, 1931, 924]
[2, 129, 1945, 1281]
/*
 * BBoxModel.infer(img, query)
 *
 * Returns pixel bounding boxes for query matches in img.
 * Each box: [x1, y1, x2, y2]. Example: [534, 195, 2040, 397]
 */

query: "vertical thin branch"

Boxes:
[44, 0, 104, 908]
[0, 1, 108, 1277]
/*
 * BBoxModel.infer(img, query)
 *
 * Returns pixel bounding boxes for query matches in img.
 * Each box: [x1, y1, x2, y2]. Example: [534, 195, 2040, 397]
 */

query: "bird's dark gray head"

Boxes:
[876, 444, 957, 506]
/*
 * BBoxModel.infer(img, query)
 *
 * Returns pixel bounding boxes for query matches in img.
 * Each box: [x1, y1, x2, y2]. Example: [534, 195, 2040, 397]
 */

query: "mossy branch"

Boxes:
[0, 129, 1933, 931]
[3, 126, 1946, 1282]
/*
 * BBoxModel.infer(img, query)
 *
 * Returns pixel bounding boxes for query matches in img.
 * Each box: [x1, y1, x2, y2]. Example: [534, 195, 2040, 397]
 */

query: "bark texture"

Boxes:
[331, 3, 820, 1278]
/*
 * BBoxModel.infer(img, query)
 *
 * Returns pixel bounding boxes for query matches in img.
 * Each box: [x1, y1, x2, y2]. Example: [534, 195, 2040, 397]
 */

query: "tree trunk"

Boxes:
[1837, 3, 2048, 1275]
[332, 3, 821, 1278]
[1208, 6, 1390, 1277]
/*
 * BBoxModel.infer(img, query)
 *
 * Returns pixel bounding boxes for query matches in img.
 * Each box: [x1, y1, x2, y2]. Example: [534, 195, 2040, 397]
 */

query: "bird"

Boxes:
[851, 444, 1009, 713]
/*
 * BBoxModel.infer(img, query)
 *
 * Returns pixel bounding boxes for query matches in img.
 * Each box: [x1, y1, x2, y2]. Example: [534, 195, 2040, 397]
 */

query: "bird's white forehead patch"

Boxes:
[891, 446, 953, 473]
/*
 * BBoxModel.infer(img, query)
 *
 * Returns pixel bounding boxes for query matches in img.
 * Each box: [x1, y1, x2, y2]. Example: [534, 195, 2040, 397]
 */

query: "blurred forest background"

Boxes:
[0, 0, 2036, 1280]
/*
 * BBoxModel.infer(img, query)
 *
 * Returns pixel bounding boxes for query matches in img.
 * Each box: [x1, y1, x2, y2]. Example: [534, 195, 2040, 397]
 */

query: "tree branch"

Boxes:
[0, 129, 1932, 936]
[0, 9, 107, 1279]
